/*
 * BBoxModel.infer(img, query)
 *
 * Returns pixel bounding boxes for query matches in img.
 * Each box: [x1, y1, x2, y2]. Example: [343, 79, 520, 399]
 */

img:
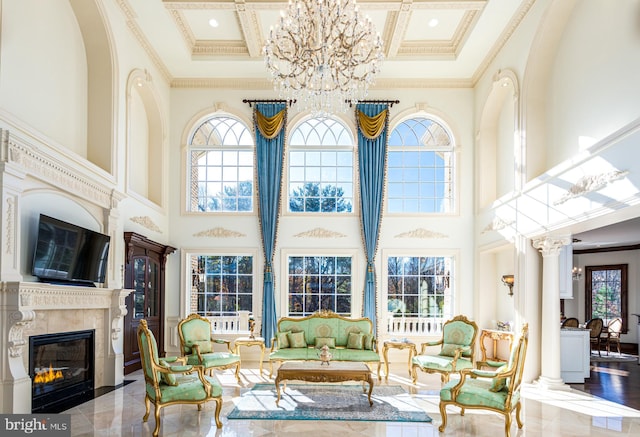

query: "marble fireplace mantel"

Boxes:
[1, 281, 131, 413]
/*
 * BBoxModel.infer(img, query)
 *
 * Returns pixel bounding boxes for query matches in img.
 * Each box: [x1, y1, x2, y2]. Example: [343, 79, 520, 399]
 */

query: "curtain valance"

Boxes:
[256, 109, 286, 139]
[357, 109, 388, 140]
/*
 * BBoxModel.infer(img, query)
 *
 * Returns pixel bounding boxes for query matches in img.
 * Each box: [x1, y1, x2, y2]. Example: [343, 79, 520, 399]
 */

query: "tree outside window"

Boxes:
[387, 256, 453, 319]
[287, 255, 352, 316]
[585, 264, 628, 333]
[190, 255, 253, 316]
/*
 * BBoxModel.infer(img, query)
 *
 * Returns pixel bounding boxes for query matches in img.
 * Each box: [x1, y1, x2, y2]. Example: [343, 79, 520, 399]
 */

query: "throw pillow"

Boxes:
[277, 331, 291, 349]
[363, 334, 374, 350]
[439, 343, 466, 357]
[287, 331, 307, 348]
[158, 359, 177, 386]
[314, 337, 336, 348]
[190, 340, 213, 354]
[489, 365, 509, 392]
[346, 332, 364, 350]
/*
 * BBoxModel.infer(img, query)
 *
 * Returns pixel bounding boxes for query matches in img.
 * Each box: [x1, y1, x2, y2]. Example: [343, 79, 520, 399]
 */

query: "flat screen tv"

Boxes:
[32, 214, 110, 286]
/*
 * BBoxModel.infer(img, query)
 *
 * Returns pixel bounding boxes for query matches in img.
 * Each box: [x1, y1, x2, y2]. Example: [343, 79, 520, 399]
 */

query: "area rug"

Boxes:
[227, 383, 432, 423]
[590, 352, 638, 363]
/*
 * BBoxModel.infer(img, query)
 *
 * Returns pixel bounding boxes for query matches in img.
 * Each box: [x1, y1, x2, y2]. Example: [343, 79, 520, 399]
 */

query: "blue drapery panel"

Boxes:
[255, 102, 286, 347]
[357, 103, 389, 336]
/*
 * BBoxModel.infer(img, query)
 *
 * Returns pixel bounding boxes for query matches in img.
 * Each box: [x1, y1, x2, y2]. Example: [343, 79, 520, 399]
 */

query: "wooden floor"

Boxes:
[569, 346, 640, 410]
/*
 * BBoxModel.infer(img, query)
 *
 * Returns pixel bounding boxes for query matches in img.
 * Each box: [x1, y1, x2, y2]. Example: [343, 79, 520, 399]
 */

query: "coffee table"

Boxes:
[274, 361, 374, 406]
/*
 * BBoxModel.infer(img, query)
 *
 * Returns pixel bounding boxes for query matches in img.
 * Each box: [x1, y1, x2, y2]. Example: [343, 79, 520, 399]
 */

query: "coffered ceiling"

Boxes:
[122, 0, 534, 87]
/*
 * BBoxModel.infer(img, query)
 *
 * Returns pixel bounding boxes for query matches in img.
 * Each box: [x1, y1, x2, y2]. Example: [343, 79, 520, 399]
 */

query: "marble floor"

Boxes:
[63, 363, 640, 436]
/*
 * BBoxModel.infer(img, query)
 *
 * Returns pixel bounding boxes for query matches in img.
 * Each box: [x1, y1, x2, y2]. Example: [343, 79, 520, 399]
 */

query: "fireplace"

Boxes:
[29, 330, 95, 413]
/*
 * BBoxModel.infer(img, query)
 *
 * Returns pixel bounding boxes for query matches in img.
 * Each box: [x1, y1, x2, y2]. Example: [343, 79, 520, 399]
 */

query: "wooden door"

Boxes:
[123, 232, 175, 375]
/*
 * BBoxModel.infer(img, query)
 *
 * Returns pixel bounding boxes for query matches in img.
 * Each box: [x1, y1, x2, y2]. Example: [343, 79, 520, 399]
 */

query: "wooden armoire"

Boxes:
[123, 232, 176, 375]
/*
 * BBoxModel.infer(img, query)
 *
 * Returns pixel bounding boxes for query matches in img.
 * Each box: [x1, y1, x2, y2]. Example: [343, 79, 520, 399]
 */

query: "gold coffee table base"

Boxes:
[274, 361, 374, 406]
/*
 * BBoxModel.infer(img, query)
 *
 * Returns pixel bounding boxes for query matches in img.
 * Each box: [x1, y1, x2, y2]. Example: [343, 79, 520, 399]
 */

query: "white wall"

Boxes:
[0, 0, 87, 155]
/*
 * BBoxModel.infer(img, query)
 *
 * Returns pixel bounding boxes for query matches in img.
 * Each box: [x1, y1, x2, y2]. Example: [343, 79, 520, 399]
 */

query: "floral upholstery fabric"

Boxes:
[277, 331, 291, 348]
[179, 318, 212, 354]
[287, 331, 307, 348]
[412, 354, 474, 372]
[440, 378, 520, 411]
[441, 321, 476, 358]
[185, 352, 239, 368]
[347, 332, 364, 349]
[314, 337, 336, 348]
[146, 374, 222, 403]
[158, 359, 177, 386]
[270, 312, 380, 367]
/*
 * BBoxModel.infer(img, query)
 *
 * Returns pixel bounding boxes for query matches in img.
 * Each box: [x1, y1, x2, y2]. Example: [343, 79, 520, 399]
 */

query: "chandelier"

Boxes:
[264, 0, 384, 116]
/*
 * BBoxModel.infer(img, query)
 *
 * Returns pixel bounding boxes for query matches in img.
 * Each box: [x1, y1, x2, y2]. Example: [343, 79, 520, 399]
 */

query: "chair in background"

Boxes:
[439, 323, 529, 437]
[178, 313, 242, 382]
[411, 314, 479, 384]
[585, 318, 604, 356]
[561, 317, 579, 328]
[137, 319, 222, 437]
[602, 317, 622, 355]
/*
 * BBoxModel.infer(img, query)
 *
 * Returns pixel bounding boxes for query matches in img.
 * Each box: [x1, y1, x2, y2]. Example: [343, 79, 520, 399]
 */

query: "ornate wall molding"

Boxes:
[5, 197, 14, 254]
[293, 228, 347, 238]
[193, 227, 246, 238]
[129, 216, 162, 233]
[4, 135, 114, 209]
[481, 217, 514, 234]
[394, 228, 448, 239]
[554, 170, 629, 205]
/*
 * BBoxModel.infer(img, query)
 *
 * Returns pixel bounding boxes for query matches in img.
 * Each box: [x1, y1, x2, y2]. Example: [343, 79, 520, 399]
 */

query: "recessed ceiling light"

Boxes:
[209, 18, 219, 28]
[428, 18, 439, 28]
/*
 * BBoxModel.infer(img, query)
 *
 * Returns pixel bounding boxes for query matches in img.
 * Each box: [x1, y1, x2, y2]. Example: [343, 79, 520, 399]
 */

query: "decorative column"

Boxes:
[532, 235, 571, 390]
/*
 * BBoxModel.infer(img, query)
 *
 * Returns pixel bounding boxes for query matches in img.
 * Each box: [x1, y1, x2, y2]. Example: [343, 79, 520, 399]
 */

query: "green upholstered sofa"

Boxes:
[269, 310, 381, 378]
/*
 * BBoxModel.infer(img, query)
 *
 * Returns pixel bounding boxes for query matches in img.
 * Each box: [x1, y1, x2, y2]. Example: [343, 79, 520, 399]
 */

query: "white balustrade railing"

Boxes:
[206, 310, 251, 334]
[386, 316, 446, 337]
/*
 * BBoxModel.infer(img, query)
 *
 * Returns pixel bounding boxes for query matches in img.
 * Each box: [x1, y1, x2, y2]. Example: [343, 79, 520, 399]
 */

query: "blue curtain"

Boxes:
[357, 103, 389, 336]
[255, 103, 286, 347]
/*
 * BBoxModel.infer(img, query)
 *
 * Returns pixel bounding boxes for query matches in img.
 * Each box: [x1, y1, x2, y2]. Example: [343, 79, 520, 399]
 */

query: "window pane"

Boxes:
[386, 256, 453, 328]
[288, 117, 354, 214]
[287, 255, 352, 316]
[188, 116, 254, 212]
[387, 117, 453, 214]
[190, 254, 253, 316]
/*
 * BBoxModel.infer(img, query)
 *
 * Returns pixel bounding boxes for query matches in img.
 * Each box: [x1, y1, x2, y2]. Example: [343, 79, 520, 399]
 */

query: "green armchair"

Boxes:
[178, 313, 242, 382]
[439, 323, 529, 437]
[137, 319, 222, 437]
[411, 314, 479, 384]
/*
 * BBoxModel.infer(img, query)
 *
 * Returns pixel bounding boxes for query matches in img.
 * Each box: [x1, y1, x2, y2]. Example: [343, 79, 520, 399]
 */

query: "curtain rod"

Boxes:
[242, 99, 295, 107]
[348, 99, 400, 107]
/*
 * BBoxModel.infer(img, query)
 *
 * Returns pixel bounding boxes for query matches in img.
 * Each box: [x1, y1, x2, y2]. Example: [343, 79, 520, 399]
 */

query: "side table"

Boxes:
[234, 336, 266, 375]
[382, 340, 416, 381]
[478, 329, 514, 368]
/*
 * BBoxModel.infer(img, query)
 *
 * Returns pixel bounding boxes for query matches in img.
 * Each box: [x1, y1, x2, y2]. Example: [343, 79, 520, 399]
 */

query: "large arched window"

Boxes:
[288, 117, 354, 213]
[387, 117, 454, 213]
[188, 115, 254, 212]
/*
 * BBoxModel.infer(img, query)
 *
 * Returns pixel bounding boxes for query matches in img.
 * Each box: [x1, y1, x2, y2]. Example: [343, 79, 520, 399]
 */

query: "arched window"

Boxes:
[188, 115, 254, 212]
[387, 117, 454, 213]
[288, 117, 354, 213]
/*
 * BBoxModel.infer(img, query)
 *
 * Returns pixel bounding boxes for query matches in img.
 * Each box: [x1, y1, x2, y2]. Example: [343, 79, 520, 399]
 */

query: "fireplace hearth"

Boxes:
[29, 330, 95, 413]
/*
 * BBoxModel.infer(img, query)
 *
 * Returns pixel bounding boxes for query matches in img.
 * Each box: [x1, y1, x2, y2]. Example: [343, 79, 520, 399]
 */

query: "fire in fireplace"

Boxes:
[29, 329, 95, 413]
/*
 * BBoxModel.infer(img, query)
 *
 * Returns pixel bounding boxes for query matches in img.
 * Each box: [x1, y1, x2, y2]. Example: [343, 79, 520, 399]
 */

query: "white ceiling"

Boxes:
[126, 2, 639, 249]
[572, 217, 640, 251]
[125, 0, 530, 84]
